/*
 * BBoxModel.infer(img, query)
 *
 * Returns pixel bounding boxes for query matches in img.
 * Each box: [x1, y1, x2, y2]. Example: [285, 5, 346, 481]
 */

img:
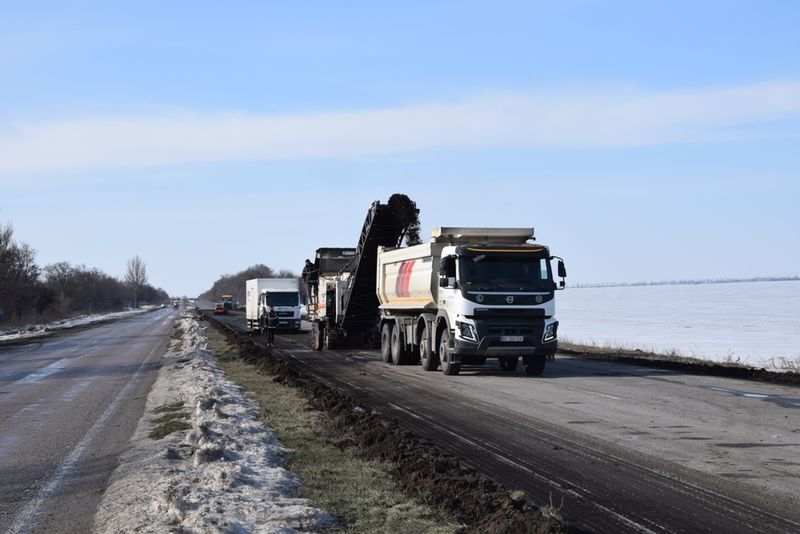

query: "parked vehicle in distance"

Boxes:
[245, 278, 303, 333]
[214, 302, 226, 315]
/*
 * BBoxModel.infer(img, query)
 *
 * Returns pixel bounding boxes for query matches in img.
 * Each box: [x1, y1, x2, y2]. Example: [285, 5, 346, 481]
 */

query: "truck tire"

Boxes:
[311, 324, 322, 351]
[324, 331, 338, 350]
[523, 355, 546, 376]
[420, 324, 438, 371]
[439, 330, 460, 376]
[499, 356, 518, 372]
[390, 326, 408, 365]
[380, 322, 393, 363]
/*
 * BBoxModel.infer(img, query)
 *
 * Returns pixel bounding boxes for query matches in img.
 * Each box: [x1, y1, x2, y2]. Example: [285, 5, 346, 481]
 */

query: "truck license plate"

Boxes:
[500, 335, 523, 342]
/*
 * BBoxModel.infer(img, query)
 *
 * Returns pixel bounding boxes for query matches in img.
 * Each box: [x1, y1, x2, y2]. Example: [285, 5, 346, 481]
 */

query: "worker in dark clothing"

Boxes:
[265, 305, 277, 345]
[302, 259, 319, 304]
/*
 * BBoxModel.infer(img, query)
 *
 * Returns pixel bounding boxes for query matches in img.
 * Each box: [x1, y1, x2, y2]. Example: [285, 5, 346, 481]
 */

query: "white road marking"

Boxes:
[592, 392, 622, 400]
[12, 357, 72, 386]
[5, 340, 100, 387]
[6, 338, 163, 534]
[387, 402, 658, 532]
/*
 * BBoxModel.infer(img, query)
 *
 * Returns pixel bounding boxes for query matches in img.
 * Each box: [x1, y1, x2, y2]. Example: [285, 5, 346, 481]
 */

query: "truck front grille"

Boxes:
[487, 326, 536, 336]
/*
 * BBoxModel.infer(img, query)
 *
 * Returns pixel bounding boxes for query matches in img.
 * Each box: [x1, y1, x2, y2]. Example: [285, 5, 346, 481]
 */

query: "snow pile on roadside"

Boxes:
[93, 312, 333, 533]
[0, 307, 153, 341]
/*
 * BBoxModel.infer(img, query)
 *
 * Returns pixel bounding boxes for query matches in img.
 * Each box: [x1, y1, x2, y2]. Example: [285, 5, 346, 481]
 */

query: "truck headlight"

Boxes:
[543, 322, 558, 342]
[456, 321, 478, 341]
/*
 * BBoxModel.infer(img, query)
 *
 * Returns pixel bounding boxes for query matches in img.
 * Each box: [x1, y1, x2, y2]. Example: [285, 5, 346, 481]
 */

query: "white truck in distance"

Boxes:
[377, 227, 566, 376]
[245, 278, 302, 333]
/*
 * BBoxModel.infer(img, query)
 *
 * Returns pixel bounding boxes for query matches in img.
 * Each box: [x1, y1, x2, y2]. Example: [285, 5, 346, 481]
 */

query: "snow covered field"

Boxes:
[93, 313, 332, 533]
[558, 280, 800, 370]
[0, 308, 156, 342]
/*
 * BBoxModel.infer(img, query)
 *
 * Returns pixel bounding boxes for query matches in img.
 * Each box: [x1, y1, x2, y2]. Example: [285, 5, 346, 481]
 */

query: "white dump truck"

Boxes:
[245, 278, 302, 333]
[376, 227, 566, 376]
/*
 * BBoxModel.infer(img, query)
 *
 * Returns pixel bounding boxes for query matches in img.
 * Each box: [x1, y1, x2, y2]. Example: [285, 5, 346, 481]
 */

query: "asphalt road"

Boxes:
[0, 309, 176, 534]
[213, 312, 800, 533]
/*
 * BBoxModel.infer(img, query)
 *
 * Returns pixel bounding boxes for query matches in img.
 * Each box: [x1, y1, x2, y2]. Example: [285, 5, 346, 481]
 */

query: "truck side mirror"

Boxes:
[550, 256, 567, 290]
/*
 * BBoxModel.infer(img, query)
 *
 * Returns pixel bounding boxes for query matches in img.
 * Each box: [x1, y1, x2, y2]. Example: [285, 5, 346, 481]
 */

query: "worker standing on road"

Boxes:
[265, 306, 277, 345]
[302, 259, 319, 304]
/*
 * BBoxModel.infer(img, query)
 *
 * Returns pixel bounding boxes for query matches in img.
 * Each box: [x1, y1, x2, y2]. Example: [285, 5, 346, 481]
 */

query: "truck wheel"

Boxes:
[523, 355, 546, 376]
[380, 323, 393, 363]
[499, 356, 518, 372]
[324, 331, 337, 350]
[439, 331, 460, 376]
[420, 324, 438, 371]
[391, 326, 409, 365]
[311, 325, 322, 351]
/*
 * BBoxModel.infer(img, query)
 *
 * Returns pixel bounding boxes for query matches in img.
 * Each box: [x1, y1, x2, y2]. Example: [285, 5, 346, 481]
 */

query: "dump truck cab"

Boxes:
[437, 242, 560, 365]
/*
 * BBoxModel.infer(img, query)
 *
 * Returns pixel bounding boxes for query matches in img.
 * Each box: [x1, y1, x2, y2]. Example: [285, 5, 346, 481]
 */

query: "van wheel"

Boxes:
[439, 330, 460, 376]
[499, 356, 518, 372]
[380, 323, 393, 363]
[420, 323, 438, 371]
[391, 326, 408, 365]
[523, 355, 546, 376]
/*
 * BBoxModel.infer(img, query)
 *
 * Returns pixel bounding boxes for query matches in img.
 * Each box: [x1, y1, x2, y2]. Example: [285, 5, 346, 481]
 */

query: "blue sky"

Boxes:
[1, 1, 798, 296]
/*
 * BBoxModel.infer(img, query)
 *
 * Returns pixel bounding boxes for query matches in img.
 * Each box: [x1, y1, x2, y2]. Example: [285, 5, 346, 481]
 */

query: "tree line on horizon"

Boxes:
[199, 264, 298, 303]
[0, 221, 169, 325]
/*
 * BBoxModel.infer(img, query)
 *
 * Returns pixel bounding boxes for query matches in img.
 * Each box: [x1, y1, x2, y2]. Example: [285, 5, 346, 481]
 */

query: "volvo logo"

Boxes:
[535, 295, 543, 304]
[476, 294, 484, 303]
[506, 296, 514, 304]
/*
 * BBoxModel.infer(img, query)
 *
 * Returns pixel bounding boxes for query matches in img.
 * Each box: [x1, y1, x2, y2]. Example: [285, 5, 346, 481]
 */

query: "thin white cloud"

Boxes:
[1, 80, 799, 174]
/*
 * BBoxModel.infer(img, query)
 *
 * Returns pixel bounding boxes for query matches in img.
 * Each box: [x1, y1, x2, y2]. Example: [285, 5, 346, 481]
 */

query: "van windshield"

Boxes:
[459, 254, 552, 292]
[265, 292, 299, 306]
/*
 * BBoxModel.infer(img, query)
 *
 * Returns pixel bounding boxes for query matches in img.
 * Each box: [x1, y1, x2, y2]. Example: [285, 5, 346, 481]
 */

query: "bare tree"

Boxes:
[125, 255, 148, 308]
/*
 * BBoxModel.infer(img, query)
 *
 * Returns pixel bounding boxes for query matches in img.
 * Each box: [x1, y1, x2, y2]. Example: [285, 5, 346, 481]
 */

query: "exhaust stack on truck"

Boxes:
[377, 227, 567, 376]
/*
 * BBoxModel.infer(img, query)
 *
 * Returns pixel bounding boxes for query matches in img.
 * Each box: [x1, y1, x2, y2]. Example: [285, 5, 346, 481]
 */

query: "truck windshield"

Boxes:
[265, 292, 299, 306]
[459, 254, 552, 292]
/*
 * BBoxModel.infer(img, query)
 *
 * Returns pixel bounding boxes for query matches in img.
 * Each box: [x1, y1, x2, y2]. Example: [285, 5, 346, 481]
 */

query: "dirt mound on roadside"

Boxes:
[559, 345, 800, 386]
[203, 317, 564, 534]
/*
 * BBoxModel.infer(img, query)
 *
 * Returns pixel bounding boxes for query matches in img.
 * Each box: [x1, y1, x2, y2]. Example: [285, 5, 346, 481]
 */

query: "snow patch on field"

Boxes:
[558, 280, 800, 371]
[0, 307, 155, 341]
[93, 313, 332, 533]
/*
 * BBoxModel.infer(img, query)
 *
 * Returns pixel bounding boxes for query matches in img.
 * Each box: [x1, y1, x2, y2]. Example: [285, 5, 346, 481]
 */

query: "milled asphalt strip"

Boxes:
[6, 339, 164, 534]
